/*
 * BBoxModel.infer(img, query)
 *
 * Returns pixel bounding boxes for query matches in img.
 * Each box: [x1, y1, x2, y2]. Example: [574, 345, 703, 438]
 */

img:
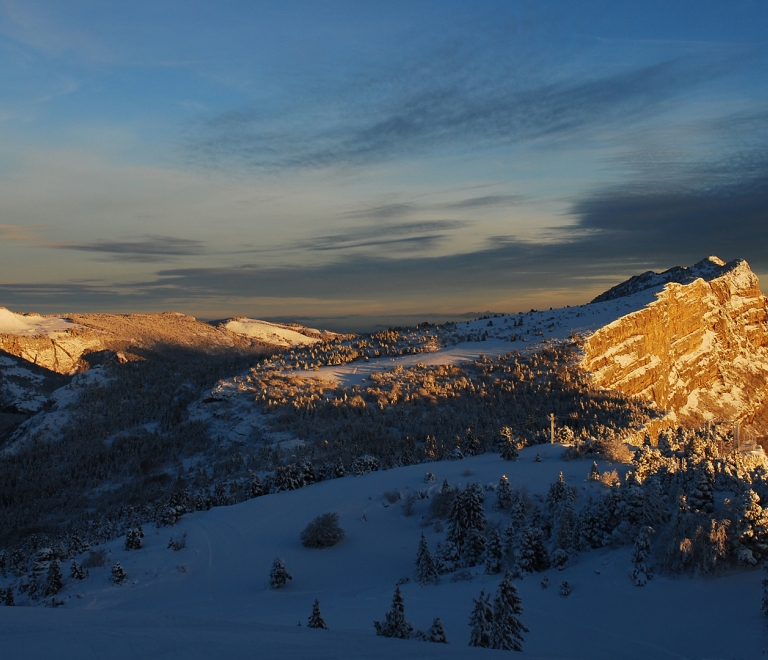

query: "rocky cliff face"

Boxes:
[581, 257, 768, 436]
[0, 311, 274, 375]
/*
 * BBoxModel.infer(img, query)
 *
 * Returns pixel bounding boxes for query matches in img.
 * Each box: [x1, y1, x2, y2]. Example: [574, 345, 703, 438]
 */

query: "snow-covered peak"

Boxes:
[590, 256, 742, 304]
[0, 307, 79, 336]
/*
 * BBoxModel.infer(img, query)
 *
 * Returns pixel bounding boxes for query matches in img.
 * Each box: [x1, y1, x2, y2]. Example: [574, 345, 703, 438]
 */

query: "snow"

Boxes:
[0, 307, 78, 336]
[223, 318, 323, 347]
[284, 288, 663, 388]
[5, 448, 765, 659]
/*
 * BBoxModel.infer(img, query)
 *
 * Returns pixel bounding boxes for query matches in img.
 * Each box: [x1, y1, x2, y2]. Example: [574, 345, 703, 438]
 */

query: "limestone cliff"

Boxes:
[581, 257, 768, 437]
[0, 311, 275, 375]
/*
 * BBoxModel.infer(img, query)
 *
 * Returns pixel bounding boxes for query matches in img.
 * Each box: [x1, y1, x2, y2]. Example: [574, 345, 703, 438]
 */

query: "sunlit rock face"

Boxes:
[582, 257, 768, 434]
[0, 312, 268, 375]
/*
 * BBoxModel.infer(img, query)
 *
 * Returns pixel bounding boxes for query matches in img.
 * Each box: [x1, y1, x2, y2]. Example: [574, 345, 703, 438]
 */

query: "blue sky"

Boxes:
[1, 1, 766, 329]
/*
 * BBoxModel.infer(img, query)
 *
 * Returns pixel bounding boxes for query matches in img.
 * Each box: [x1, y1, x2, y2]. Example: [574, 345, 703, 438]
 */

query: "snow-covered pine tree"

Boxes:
[269, 558, 293, 589]
[517, 526, 550, 573]
[70, 559, 86, 580]
[1, 587, 14, 606]
[44, 560, 63, 597]
[630, 526, 653, 586]
[427, 617, 447, 643]
[29, 547, 53, 600]
[552, 495, 576, 551]
[415, 534, 439, 585]
[546, 472, 570, 513]
[688, 462, 715, 514]
[111, 562, 127, 585]
[485, 528, 504, 574]
[125, 526, 143, 551]
[447, 484, 486, 565]
[373, 586, 413, 639]
[468, 590, 494, 648]
[496, 475, 513, 510]
[492, 570, 529, 651]
[500, 428, 519, 461]
[732, 488, 768, 565]
[762, 563, 768, 619]
[307, 599, 328, 629]
[559, 581, 571, 597]
[587, 461, 601, 482]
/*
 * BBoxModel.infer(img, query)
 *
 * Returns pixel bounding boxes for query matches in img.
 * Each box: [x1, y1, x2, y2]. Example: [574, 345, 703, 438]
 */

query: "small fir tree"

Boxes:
[559, 581, 571, 597]
[269, 558, 292, 589]
[500, 429, 519, 461]
[762, 563, 768, 619]
[496, 475, 513, 510]
[415, 534, 439, 585]
[70, 559, 86, 580]
[374, 586, 413, 639]
[427, 617, 447, 643]
[125, 526, 144, 551]
[307, 599, 328, 629]
[468, 590, 494, 648]
[587, 461, 601, 482]
[485, 528, 504, 574]
[492, 570, 529, 651]
[111, 562, 127, 585]
[44, 560, 63, 597]
[630, 526, 653, 586]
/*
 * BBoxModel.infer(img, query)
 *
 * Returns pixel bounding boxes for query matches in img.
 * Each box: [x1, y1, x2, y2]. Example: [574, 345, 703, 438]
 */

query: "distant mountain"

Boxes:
[590, 255, 738, 303]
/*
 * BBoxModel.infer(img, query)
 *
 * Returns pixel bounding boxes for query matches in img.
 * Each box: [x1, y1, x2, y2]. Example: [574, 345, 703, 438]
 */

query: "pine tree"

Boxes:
[125, 526, 144, 551]
[496, 475, 513, 510]
[1, 587, 14, 606]
[111, 562, 127, 585]
[517, 527, 550, 573]
[630, 526, 653, 586]
[546, 473, 570, 513]
[559, 581, 571, 597]
[587, 461, 601, 482]
[447, 484, 486, 565]
[307, 599, 328, 629]
[427, 617, 447, 643]
[415, 534, 439, 585]
[552, 496, 576, 551]
[44, 560, 63, 597]
[762, 563, 768, 619]
[374, 586, 413, 639]
[485, 528, 504, 574]
[492, 571, 529, 651]
[500, 428, 519, 461]
[269, 558, 293, 589]
[70, 560, 86, 580]
[468, 590, 494, 648]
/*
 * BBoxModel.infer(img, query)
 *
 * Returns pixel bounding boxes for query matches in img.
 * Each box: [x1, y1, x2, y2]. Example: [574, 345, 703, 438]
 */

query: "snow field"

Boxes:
[9, 446, 765, 659]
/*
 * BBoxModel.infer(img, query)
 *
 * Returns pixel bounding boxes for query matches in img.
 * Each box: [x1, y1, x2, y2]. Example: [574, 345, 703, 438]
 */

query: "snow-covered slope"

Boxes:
[0, 307, 80, 336]
[3, 449, 763, 660]
[222, 318, 326, 347]
[590, 255, 736, 303]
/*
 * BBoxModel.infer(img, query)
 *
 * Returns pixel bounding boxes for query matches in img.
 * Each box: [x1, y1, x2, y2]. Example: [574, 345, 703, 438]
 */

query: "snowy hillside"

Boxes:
[3, 448, 765, 659]
[0, 307, 80, 336]
[222, 318, 329, 347]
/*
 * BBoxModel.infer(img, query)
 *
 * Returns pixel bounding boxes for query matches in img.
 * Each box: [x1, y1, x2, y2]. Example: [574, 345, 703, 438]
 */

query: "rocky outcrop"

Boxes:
[0, 311, 277, 375]
[582, 258, 768, 436]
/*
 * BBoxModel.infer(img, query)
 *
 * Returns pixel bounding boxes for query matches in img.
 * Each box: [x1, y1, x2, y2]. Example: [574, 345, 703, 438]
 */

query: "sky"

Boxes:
[0, 1, 767, 330]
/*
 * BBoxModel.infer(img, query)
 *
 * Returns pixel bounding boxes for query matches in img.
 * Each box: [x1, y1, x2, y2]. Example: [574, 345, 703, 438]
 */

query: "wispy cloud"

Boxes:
[187, 53, 736, 172]
[55, 235, 207, 262]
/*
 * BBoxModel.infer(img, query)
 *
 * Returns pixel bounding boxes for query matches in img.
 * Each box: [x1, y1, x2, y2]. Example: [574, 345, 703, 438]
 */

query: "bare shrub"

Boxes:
[82, 549, 107, 569]
[383, 490, 402, 504]
[301, 512, 345, 548]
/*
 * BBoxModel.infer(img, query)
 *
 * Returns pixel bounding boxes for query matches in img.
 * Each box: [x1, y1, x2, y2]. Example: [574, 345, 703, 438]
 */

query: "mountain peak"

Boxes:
[590, 256, 745, 304]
